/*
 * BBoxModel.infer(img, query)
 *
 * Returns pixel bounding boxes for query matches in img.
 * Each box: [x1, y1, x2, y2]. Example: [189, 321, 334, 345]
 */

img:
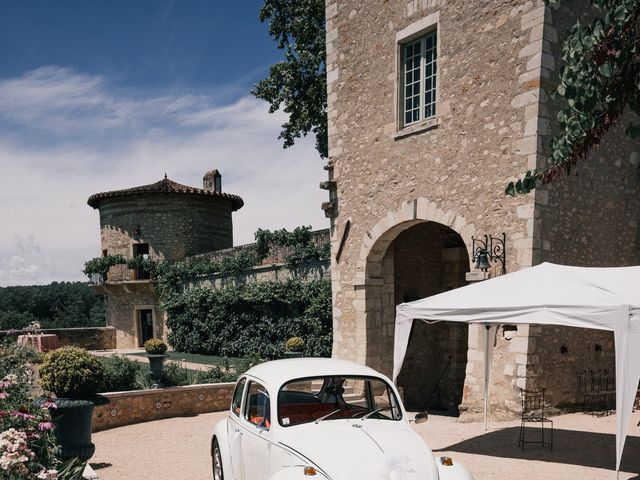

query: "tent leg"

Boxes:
[483, 324, 490, 431]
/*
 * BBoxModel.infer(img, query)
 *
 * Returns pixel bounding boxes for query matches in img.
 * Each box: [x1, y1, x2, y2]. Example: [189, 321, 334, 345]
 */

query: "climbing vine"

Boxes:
[507, 0, 640, 195]
[82, 227, 332, 357]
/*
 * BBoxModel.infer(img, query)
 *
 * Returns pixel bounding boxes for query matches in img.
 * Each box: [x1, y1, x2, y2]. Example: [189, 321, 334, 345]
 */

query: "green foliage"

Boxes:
[100, 356, 142, 392]
[144, 338, 168, 355]
[254, 226, 330, 267]
[508, 0, 640, 194]
[82, 254, 127, 277]
[39, 347, 105, 398]
[0, 282, 105, 331]
[286, 336, 305, 352]
[126, 256, 160, 277]
[165, 278, 332, 359]
[81, 226, 332, 363]
[253, 0, 328, 158]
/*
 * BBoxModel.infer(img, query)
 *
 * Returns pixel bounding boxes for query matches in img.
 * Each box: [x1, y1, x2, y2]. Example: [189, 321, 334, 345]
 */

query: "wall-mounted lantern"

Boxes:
[471, 232, 506, 275]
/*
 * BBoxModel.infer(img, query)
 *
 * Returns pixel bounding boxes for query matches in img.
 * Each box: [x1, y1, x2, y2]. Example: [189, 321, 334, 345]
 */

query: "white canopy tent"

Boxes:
[393, 262, 640, 476]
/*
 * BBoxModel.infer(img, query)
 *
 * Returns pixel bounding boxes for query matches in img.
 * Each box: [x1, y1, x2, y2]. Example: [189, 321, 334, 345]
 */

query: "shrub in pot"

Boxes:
[144, 338, 169, 381]
[285, 336, 305, 358]
[38, 346, 108, 462]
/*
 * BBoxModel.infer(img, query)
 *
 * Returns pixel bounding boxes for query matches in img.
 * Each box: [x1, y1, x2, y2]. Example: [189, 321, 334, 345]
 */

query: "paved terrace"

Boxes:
[91, 411, 640, 479]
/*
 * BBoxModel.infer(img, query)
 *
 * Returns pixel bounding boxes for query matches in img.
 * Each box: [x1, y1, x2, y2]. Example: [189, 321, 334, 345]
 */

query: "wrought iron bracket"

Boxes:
[471, 232, 506, 275]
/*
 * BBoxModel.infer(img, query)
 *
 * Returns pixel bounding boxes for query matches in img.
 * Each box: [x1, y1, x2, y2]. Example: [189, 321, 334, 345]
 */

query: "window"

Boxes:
[231, 377, 246, 417]
[401, 30, 437, 127]
[278, 376, 402, 427]
[244, 381, 271, 429]
[132, 243, 150, 280]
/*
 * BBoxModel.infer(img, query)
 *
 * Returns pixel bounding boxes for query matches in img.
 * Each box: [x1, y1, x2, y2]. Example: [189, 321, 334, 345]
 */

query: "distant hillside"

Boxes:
[0, 282, 105, 331]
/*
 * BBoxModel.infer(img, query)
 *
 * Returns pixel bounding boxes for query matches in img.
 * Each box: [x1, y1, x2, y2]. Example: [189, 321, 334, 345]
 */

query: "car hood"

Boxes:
[278, 419, 439, 480]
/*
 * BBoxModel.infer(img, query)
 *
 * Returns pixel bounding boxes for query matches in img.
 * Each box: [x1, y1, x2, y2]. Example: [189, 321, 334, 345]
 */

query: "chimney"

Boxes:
[203, 169, 222, 193]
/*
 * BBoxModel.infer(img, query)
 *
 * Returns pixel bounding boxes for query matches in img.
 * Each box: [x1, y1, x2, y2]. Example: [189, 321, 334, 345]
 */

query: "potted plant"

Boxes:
[285, 336, 305, 358]
[37, 346, 107, 462]
[144, 338, 169, 381]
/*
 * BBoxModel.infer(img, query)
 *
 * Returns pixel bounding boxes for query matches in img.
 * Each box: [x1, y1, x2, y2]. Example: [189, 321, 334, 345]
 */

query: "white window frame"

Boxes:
[395, 12, 440, 137]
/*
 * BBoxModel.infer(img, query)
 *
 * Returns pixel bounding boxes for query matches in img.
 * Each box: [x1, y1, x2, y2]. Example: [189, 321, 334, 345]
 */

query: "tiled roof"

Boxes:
[87, 176, 244, 211]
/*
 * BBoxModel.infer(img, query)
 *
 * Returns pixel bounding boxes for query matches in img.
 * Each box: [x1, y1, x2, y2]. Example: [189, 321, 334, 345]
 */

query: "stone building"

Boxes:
[87, 171, 244, 348]
[324, 0, 640, 417]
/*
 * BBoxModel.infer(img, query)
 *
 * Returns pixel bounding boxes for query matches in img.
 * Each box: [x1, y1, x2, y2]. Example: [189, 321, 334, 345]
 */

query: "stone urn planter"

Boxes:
[36, 396, 109, 461]
[37, 346, 107, 462]
[144, 338, 169, 382]
[147, 354, 169, 381]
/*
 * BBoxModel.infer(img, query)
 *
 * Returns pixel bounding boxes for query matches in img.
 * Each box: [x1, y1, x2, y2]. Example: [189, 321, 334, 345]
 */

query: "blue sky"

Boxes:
[0, 1, 328, 286]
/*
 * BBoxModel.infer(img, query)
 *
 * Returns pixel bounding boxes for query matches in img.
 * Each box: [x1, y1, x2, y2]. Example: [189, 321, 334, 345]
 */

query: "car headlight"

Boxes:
[439, 456, 454, 466]
[304, 466, 317, 476]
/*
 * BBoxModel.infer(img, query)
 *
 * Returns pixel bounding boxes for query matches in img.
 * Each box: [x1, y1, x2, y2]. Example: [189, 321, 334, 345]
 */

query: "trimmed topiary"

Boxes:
[286, 336, 305, 352]
[39, 346, 105, 398]
[144, 338, 168, 355]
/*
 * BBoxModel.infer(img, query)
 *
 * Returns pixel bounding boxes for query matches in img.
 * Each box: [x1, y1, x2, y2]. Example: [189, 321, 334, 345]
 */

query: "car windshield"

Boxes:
[278, 375, 402, 427]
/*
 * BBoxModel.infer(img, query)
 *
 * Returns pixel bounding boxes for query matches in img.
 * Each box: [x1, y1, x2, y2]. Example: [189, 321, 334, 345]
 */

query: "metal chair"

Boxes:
[584, 370, 615, 416]
[519, 388, 553, 451]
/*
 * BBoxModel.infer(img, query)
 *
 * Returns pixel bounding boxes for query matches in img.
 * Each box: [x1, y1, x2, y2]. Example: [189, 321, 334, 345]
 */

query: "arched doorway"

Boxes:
[363, 220, 470, 414]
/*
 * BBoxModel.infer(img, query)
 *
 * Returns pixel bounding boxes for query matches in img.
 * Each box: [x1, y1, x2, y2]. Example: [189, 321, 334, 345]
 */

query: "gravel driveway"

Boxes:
[91, 411, 640, 479]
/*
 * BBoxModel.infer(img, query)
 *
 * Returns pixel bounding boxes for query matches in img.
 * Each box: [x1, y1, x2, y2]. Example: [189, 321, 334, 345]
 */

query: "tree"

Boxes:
[253, 0, 328, 158]
[506, 0, 640, 196]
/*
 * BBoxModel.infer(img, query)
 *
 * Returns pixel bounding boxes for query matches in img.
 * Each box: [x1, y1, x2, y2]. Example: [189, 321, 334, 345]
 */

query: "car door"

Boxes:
[240, 380, 272, 479]
[228, 377, 247, 480]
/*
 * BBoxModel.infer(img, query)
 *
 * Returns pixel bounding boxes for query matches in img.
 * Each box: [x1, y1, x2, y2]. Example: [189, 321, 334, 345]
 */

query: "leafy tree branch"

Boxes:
[507, 0, 640, 196]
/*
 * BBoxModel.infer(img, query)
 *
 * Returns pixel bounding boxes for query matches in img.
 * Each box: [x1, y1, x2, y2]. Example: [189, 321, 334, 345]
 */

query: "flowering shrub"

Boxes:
[0, 341, 86, 480]
[0, 373, 58, 479]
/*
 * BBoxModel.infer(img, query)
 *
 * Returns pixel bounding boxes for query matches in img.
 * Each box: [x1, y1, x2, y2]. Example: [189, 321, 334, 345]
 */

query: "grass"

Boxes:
[129, 351, 240, 366]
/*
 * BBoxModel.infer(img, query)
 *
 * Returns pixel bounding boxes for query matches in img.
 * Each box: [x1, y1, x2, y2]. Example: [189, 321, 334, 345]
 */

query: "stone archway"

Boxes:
[352, 199, 474, 413]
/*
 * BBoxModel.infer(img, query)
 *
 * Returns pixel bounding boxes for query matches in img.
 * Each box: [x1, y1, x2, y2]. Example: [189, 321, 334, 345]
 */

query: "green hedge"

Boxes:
[165, 278, 332, 358]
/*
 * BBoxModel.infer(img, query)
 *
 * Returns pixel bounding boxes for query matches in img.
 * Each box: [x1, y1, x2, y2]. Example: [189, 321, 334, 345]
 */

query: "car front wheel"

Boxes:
[212, 439, 224, 480]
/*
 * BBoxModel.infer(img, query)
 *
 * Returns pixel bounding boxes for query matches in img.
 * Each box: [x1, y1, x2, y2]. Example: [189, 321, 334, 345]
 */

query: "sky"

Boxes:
[0, 0, 328, 287]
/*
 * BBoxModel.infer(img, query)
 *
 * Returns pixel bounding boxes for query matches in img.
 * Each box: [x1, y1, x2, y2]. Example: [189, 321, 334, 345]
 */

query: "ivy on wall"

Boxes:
[83, 226, 332, 358]
[164, 279, 332, 358]
[507, 0, 640, 195]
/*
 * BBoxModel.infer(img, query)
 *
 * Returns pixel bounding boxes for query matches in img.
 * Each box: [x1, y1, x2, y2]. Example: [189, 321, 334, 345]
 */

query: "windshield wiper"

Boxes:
[315, 408, 342, 424]
[361, 406, 393, 420]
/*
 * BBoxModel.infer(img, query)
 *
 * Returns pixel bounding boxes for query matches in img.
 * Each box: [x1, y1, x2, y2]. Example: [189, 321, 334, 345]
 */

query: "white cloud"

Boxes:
[0, 67, 329, 286]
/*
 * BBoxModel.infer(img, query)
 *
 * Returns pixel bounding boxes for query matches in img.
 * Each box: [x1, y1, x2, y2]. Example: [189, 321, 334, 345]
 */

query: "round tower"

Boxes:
[87, 171, 243, 348]
[88, 171, 243, 280]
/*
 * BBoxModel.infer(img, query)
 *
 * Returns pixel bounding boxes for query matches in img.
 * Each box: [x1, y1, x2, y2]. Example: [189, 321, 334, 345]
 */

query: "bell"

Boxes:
[475, 251, 490, 271]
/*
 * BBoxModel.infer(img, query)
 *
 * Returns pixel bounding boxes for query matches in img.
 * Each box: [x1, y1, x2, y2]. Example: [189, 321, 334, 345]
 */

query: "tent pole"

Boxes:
[483, 324, 490, 431]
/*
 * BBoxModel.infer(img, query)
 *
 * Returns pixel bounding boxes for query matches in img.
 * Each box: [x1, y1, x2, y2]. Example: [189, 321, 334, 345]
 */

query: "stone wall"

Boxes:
[186, 261, 330, 290]
[326, 0, 548, 416]
[0, 327, 116, 351]
[97, 284, 162, 349]
[523, 2, 639, 406]
[92, 383, 234, 431]
[197, 229, 331, 267]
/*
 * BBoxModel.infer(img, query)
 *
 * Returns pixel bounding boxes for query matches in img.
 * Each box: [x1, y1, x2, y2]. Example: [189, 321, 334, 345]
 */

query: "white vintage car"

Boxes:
[211, 358, 474, 480]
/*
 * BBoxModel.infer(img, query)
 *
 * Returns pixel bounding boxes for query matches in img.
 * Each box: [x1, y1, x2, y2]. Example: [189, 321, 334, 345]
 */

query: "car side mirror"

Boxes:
[414, 411, 429, 424]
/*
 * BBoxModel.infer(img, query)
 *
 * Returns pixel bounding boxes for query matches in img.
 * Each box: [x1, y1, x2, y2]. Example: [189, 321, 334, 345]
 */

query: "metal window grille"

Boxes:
[402, 30, 437, 127]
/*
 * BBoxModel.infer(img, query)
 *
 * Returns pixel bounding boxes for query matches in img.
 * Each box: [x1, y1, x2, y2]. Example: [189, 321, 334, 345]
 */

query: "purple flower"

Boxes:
[37, 421, 55, 431]
[0, 378, 12, 389]
[0, 391, 9, 399]
[14, 407, 36, 420]
[41, 398, 57, 410]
